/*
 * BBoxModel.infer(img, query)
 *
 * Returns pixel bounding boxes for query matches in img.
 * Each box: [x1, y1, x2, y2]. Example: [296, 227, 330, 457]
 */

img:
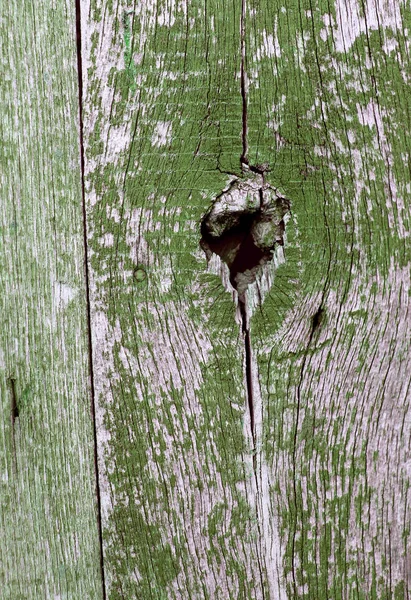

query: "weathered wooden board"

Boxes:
[82, 0, 274, 597]
[83, 0, 411, 598]
[0, 2, 103, 598]
[245, 0, 411, 597]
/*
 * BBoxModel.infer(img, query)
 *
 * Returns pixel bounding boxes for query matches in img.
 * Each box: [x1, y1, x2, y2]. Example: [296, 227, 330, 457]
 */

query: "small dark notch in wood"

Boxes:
[8, 377, 19, 473]
[311, 306, 324, 334]
[9, 378, 19, 423]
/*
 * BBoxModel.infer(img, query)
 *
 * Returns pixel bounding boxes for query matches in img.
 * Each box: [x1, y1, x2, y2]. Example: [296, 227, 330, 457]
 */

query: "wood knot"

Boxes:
[200, 173, 290, 295]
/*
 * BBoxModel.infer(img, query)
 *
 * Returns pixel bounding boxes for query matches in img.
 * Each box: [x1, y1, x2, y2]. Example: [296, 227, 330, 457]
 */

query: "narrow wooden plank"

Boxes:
[244, 0, 411, 597]
[82, 0, 282, 597]
[0, 2, 103, 597]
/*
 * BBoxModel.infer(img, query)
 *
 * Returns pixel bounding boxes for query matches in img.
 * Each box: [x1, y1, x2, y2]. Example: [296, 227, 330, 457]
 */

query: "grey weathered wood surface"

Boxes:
[0, 1, 102, 598]
[2, 0, 411, 598]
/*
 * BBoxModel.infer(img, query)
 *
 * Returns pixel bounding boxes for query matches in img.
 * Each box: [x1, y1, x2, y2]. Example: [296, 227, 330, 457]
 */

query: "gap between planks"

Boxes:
[75, 1, 107, 597]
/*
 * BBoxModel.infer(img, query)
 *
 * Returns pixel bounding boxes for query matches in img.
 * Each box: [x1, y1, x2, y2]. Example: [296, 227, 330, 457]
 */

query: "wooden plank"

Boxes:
[82, 0, 279, 597]
[245, 0, 411, 597]
[83, 0, 411, 598]
[0, 2, 103, 597]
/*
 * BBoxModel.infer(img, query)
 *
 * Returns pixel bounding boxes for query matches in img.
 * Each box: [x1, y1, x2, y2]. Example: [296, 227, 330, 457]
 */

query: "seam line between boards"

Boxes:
[75, 2, 107, 597]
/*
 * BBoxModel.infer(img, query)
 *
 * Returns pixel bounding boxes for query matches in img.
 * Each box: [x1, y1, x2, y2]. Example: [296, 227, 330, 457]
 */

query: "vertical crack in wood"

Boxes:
[201, 173, 290, 596]
[239, 297, 255, 451]
[238, 9, 262, 553]
[75, 3, 107, 597]
[240, 0, 248, 169]
[239, 0, 260, 507]
[9, 377, 18, 473]
[239, 296, 267, 599]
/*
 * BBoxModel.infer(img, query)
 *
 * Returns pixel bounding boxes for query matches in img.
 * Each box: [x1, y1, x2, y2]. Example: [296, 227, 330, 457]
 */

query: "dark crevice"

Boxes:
[75, 3, 107, 598]
[200, 175, 290, 472]
[9, 378, 19, 423]
[250, 163, 270, 176]
[240, 299, 266, 598]
[9, 377, 18, 472]
[239, 299, 255, 447]
[311, 306, 324, 335]
[258, 187, 264, 208]
[240, 0, 248, 169]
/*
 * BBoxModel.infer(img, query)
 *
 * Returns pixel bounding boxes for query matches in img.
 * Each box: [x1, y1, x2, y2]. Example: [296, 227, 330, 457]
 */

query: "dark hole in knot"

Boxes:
[200, 175, 290, 296]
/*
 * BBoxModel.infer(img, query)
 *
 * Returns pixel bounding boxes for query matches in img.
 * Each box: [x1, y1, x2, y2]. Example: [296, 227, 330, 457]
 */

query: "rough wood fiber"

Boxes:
[0, 2, 103, 598]
[83, 0, 411, 598]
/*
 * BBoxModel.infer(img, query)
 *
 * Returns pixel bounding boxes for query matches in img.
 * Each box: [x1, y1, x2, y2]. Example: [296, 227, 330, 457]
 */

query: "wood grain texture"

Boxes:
[0, 2, 103, 598]
[83, 0, 411, 598]
[82, 0, 275, 597]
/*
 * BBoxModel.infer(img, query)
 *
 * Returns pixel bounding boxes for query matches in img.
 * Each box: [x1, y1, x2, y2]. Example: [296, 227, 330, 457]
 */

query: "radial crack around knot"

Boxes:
[200, 174, 290, 295]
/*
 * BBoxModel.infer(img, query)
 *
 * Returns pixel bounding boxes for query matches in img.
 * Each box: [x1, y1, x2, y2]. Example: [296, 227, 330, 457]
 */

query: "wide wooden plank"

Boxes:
[0, 2, 103, 597]
[83, 0, 411, 598]
[81, 0, 280, 597]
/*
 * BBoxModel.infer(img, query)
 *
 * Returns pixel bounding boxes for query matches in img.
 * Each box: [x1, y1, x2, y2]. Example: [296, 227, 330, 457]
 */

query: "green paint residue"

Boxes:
[247, 0, 411, 596]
